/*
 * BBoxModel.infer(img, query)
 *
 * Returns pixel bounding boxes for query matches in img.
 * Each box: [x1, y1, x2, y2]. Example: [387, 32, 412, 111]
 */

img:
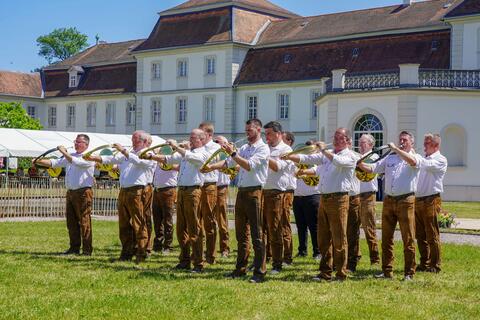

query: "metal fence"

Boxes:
[0, 176, 238, 219]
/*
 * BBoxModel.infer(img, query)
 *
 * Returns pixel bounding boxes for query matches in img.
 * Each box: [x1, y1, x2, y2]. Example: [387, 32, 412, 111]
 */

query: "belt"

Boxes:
[217, 185, 228, 188]
[202, 182, 217, 187]
[386, 192, 415, 200]
[155, 186, 176, 191]
[178, 186, 200, 191]
[67, 187, 92, 192]
[321, 192, 348, 198]
[349, 194, 360, 200]
[121, 185, 146, 191]
[238, 186, 262, 192]
[416, 193, 440, 201]
[360, 191, 376, 197]
[263, 189, 284, 193]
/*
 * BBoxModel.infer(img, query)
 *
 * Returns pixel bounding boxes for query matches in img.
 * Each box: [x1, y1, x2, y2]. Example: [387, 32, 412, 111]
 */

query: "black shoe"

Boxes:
[62, 248, 80, 255]
[416, 264, 428, 272]
[173, 263, 191, 270]
[191, 267, 204, 274]
[249, 275, 264, 283]
[374, 272, 393, 279]
[81, 252, 92, 256]
[225, 271, 246, 279]
[118, 255, 133, 262]
[312, 273, 331, 282]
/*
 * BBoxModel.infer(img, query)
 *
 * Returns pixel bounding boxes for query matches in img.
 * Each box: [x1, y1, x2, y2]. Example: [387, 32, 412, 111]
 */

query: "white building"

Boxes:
[1, 0, 480, 200]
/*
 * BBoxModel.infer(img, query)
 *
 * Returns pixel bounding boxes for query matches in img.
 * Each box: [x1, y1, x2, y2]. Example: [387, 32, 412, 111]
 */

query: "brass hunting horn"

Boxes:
[355, 145, 392, 182]
[139, 143, 175, 171]
[32, 147, 64, 178]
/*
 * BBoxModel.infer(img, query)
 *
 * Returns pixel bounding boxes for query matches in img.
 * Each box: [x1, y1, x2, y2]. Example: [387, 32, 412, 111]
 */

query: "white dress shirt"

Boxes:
[359, 153, 379, 194]
[416, 151, 448, 197]
[102, 150, 156, 188]
[264, 141, 293, 191]
[372, 151, 422, 196]
[51, 152, 95, 190]
[217, 172, 231, 187]
[229, 139, 270, 188]
[285, 161, 298, 191]
[153, 165, 178, 188]
[166, 146, 208, 187]
[299, 148, 356, 194]
[203, 139, 221, 183]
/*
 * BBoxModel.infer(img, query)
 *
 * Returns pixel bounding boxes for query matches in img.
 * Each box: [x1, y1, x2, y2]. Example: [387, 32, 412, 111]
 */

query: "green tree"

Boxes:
[0, 102, 42, 130]
[36, 27, 89, 64]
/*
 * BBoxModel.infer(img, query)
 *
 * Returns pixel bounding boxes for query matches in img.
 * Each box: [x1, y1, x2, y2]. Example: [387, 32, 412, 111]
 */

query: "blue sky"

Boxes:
[0, 0, 401, 73]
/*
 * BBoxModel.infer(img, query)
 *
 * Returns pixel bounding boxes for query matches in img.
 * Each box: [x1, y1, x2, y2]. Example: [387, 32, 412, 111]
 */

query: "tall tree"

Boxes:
[0, 102, 42, 130]
[36, 27, 89, 64]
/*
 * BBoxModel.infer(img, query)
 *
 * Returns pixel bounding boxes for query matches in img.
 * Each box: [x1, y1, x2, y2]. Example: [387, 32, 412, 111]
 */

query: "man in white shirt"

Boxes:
[35, 134, 95, 256]
[358, 134, 380, 265]
[199, 122, 221, 264]
[203, 119, 269, 283]
[359, 131, 422, 280]
[152, 158, 179, 254]
[214, 135, 231, 258]
[262, 122, 293, 274]
[415, 133, 448, 273]
[85, 130, 156, 264]
[145, 129, 208, 273]
[284, 128, 357, 281]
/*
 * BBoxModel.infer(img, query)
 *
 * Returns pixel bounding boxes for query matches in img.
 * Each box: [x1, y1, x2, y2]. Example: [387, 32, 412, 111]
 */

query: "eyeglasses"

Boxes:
[74, 140, 87, 144]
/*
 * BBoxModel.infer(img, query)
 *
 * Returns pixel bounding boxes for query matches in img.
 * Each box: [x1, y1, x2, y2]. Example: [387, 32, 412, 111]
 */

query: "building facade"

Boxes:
[1, 0, 480, 200]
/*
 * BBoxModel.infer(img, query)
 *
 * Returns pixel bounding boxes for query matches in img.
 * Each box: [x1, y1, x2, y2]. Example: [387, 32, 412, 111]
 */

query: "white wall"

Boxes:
[0, 95, 46, 126]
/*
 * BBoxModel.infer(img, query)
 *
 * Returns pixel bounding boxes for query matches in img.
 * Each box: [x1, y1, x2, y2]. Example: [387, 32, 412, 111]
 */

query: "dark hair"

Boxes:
[199, 122, 214, 135]
[246, 118, 262, 128]
[263, 121, 282, 133]
[283, 131, 295, 144]
[77, 134, 90, 144]
[399, 130, 415, 144]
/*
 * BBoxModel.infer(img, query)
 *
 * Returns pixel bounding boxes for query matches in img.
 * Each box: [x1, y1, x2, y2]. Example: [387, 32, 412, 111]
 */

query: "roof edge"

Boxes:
[43, 60, 137, 72]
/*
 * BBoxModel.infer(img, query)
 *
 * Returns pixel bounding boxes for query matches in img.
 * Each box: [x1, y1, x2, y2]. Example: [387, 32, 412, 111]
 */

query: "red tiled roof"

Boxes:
[162, 0, 298, 18]
[445, 0, 480, 18]
[0, 71, 42, 98]
[44, 39, 144, 70]
[44, 63, 136, 98]
[134, 8, 232, 52]
[257, 0, 461, 46]
[235, 31, 450, 85]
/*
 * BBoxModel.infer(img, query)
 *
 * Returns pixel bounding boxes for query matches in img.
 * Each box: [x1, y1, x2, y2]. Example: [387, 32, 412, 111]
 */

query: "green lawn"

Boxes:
[375, 201, 480, 219]
[0, 221, 479, 319]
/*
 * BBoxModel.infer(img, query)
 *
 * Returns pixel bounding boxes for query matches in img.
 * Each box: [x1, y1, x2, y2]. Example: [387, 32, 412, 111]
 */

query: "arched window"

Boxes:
[353, 114, 384, 151]
[442, 125, 466, 167]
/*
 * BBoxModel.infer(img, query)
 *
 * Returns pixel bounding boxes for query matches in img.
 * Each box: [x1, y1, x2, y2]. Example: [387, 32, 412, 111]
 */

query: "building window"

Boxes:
[311, 90, 321, 119]
[203, 96, 215, 122]
[176, 98, 187, 123]
[66, 104, 76, 127]
[126, 101, 136, 126]
[86, 102, 97, 127]
[278, 93, 290, 120]
[246, 95, 258, 120]
[106, 101, 116, 126]
[48, 105, 57, 127]
[151, 62, 161, 79]
[69, 74, 77, 87]
[27, 106, 36, 119]
[205, 56, 216, 75]
[151, 99, 161, 124]
[442, 125, 466, 167]
[177, 59, 188, 77]
[353, 114, 384, 151]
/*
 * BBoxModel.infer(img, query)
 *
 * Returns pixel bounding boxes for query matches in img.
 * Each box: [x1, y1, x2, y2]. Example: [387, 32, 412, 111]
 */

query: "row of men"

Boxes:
[37, 119, 447, 283]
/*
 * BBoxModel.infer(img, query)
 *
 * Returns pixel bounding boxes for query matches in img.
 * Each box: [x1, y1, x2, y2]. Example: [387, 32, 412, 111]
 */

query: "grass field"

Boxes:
[375, 202, 480, 219]
[0, 221, 479, 319]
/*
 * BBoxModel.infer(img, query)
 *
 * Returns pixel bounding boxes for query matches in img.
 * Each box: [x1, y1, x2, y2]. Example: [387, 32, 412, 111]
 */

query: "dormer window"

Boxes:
[431, 40, 439, 52]
[352, 48, 360, 58]
[284, 54, 292, 64]
[68, 65, 84, 88]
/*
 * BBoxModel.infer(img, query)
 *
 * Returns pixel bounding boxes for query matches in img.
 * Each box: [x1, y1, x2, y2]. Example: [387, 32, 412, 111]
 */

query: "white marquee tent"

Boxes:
[0, 128, 165, 158]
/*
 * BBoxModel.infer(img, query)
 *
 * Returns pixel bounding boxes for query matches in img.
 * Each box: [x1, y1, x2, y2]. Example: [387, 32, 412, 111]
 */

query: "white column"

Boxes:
[399, 64, 420, 87]
[331, 69, 347, 91]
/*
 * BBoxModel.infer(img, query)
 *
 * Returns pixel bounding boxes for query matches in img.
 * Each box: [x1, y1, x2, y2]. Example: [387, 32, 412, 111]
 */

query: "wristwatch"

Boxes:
[230, 151, 237, 158]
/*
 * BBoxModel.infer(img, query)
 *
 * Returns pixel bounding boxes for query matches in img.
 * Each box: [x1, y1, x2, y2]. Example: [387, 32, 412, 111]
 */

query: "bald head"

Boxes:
[190, 128, 206, 149]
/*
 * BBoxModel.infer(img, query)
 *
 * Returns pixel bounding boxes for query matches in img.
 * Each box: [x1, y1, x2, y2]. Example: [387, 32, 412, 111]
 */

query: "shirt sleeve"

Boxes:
[419, 155, 448, 173]
[128, 152, 156, 168]
[101, 153, 124, 165]
[71, 156, 95, 168]
[331, 152, 356, 168]
[184, 150, 208, 168]
[372, 157, 386, 174]
[50, 157, 68, 168]
[247, 144, 269, 171]
[298, 153, 324, 165]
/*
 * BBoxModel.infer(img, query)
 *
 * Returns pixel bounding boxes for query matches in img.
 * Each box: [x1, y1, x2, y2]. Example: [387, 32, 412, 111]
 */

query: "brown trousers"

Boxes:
[415, 194, 442, 271]
[282, 191, 294, 264]
[263, 189, 286, 269]
[152, 187, 177, 251]
[177, 187, 203, 268]
[359, 192, 380, 264]
[347, 195, 361, 270]
[382, 194, 416, 277]
[318, 193, 349, 280]
[143, 185, 153, 253]
[235, 187, 266, 277]
[201, 183, 218, 262]
[118, 186, 148, 259]
[65, 187, 93, 254]
[216, 186, 230, 254]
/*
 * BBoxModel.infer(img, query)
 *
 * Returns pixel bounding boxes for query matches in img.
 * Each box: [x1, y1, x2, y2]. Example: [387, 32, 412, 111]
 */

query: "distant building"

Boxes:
[1, 0, 480, 200]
